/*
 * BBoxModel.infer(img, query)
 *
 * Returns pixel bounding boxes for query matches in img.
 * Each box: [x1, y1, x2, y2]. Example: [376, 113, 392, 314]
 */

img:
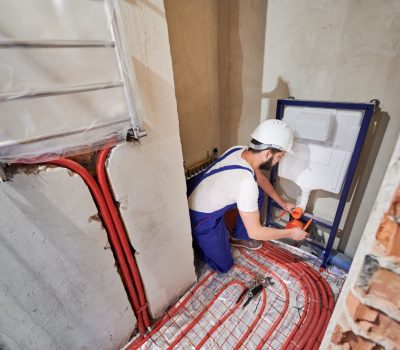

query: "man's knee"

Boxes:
[207, 256, 233, 273]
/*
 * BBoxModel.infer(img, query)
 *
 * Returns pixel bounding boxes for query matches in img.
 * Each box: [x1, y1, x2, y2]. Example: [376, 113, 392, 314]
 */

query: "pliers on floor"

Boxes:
[236, 279, 257, 305]
[242, 283, 264, 309]
[237, 275, 275, 309]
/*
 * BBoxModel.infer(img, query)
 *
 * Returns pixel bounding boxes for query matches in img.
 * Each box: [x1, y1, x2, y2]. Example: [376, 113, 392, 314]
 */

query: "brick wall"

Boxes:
[328, 186, 400, 349]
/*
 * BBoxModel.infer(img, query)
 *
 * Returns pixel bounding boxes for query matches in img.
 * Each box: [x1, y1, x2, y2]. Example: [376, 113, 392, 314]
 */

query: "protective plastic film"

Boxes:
[0, 0, 138, 163]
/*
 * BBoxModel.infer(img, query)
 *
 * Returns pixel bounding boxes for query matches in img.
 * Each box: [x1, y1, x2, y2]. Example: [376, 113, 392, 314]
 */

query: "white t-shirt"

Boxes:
[188, 146, 259, 213]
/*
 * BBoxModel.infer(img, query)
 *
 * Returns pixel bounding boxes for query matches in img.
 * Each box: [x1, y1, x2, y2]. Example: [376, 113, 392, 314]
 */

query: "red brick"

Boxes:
[366, 268, 400, 310]
[376, 215, 399, 256]
[346, 292, 379, 323]
[376, 187, 400, 257]
[330, 325, 380, 350]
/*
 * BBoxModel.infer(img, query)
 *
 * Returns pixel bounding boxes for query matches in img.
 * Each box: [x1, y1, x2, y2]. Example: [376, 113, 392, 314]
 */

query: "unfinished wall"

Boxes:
[0, 167, 135, 350]
[0, 0, 197, 347]
[219, 0, 267, 150]
[115, 0, 196, 318]
[321, 135, 400, 349]
[164, 0, 220, 167]
[165, 0, 267, 165]
[261, 0, 400, 256]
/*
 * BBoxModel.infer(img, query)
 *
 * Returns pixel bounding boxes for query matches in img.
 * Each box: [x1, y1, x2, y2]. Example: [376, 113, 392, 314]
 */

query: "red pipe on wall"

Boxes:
[96, 148, 151, 329]
[48, 158, 146, 335]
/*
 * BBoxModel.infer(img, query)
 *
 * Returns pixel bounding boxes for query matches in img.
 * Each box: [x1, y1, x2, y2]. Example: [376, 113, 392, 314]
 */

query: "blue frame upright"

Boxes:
[265, 99, 374, 268]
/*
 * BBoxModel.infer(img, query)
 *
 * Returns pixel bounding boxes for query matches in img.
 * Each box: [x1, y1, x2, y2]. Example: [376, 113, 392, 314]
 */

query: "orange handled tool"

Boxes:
[303, 219, 313, 231]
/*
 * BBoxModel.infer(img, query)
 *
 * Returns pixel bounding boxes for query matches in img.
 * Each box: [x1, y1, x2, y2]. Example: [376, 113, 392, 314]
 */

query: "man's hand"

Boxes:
[283, 202, 296, 213]
[289, 227, 309, 241]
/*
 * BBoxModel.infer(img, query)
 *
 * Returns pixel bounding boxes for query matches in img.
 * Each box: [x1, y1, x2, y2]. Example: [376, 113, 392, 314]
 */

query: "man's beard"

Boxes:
[259, 158, 273, 171]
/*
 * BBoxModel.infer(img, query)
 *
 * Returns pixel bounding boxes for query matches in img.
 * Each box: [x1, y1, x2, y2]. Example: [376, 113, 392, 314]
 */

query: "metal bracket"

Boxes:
[369, 99, 380, 112]
[0, 164, 8, 182]
[126, 127, 147, 143]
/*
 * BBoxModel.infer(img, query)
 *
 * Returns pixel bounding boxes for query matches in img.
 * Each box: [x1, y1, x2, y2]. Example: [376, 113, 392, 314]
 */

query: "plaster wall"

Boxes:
[260, 0, 400, 256]
[165, 0, 220, 167]
[114, 0, 196, 318]
[164, 0, 267, 164]
[0, 167, 135, 350]
[219, 0, 267, 150]
[0, 0, 197, 347]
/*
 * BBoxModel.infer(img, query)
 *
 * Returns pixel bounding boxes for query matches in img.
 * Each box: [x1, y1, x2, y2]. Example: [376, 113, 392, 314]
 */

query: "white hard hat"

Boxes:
[250, 119, 293, 153]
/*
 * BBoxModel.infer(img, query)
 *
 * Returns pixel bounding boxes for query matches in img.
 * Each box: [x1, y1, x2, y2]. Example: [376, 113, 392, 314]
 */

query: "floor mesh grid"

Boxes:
[126, 241, 346, 350]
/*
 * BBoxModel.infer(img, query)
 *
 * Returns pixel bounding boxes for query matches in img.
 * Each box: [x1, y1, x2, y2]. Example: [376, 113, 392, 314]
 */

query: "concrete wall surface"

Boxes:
[164, 0, 267, 165]
[165, 0, 220, 167]
[116, 0, 196, 318]
[219, 0, 268, 150]
[0, 167, 135, 350]
[0, 2, 196, 347]
[261, 0, 400, 256]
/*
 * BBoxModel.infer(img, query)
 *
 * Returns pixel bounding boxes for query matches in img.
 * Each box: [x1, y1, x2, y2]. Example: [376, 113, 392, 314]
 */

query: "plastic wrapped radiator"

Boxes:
[0, 0, 141, 163]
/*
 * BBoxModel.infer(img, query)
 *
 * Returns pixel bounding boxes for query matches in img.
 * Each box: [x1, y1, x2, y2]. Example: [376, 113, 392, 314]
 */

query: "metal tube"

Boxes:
[0, 40, 115, 48]
[0, 81, 124, 103]
[0, 118, 131, 149]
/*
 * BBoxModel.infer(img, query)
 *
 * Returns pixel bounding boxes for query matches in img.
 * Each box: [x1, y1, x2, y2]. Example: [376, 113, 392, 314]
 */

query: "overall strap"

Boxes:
[202, 165, 253, 182]
[201, 146, 244, 175]
[187, 147, 250, 197]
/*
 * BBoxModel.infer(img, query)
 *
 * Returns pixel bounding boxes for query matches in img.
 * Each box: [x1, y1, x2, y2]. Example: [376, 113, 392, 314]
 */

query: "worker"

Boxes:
[187, 119, 309, 273]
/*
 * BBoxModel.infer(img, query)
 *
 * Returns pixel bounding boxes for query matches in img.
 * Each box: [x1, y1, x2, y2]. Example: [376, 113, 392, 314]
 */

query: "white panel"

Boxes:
[284, 107, 335, 142]
[279, 107, 363, 194]
[0, 167, 135, 350]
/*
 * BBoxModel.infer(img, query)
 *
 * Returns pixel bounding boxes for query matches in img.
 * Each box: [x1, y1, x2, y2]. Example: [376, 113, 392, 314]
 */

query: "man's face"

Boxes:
[259, 151, 286, 171]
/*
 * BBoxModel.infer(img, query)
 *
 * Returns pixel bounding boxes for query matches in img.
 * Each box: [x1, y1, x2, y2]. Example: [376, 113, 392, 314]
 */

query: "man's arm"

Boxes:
[239, 209, 308, 241]
[254, 168, 295, 212]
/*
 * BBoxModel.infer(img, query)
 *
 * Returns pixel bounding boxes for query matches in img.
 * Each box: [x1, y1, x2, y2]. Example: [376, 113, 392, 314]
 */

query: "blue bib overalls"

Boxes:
[187, 147, 263, 273]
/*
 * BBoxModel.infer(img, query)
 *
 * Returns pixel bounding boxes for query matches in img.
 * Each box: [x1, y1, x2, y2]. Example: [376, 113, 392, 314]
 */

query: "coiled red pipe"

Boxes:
[239, 250, 292, 350]
[262, 243, 334, 350]
[129, 271, 216, 349]
[169, 280, 248, 349]
[194, 265, 266, 350]
[48, 158, 147, 335]
[264, 244, 334, 350]
[261, 245, 320, 350]
[245, 245, 311, 349]
[96, 148, 151, 329]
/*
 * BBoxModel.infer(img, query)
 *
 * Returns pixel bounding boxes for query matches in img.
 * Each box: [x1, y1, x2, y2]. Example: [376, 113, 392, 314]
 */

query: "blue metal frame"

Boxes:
[265, 99, 374, 268]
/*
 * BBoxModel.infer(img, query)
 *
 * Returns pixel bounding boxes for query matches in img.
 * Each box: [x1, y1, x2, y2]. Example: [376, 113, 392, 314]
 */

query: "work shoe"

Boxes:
[230, 237, 262, 250]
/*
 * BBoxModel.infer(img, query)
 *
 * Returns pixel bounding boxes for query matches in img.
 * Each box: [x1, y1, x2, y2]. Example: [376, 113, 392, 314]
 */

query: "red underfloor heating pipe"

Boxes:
[128, 241, 335, 349]
[48, 158, 149, 336]
[96, 148, 151, 329]
[260, 244, 334, 350]
[262, 244, 334, 350]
